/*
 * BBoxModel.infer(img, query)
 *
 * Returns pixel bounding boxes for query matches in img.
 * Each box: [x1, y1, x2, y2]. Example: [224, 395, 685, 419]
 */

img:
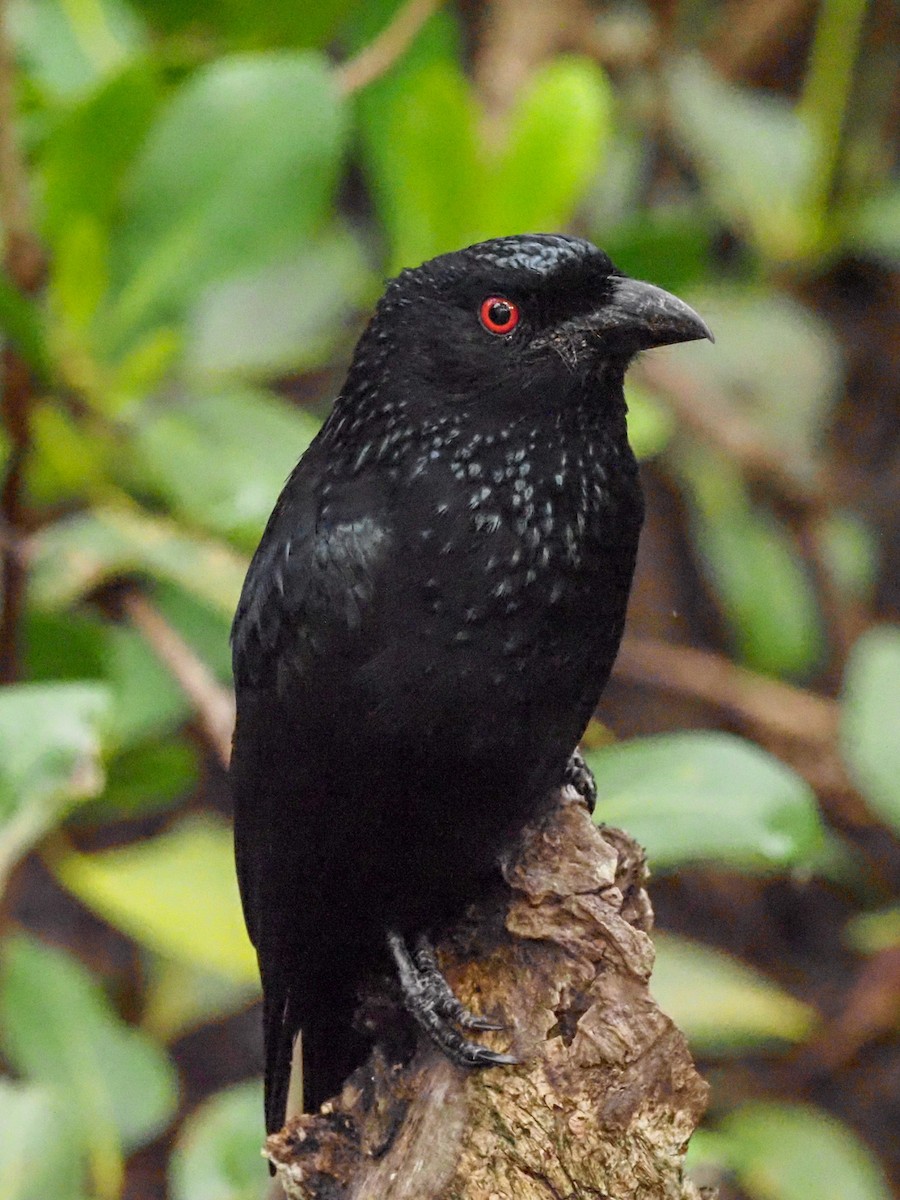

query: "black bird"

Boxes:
[231, 233, 711, 1134]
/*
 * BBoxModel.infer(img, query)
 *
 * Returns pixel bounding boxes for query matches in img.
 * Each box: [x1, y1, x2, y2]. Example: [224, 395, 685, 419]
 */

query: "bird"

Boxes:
[230, 233, 712, 1136]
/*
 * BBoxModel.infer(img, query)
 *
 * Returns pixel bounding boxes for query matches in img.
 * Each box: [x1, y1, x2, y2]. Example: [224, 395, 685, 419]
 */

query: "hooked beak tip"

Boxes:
[600, 276, 714, 351]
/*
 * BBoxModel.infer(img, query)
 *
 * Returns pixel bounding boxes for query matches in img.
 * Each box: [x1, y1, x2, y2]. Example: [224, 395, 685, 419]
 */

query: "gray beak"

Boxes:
[590, 276, 714, 350]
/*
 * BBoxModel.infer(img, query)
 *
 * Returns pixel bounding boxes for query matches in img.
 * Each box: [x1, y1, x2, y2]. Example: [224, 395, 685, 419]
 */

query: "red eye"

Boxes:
[480, 296, 520, 335]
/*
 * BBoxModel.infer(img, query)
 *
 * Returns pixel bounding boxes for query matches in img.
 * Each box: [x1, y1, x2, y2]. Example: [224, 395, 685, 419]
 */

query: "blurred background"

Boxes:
[0, 0, 897, 1197]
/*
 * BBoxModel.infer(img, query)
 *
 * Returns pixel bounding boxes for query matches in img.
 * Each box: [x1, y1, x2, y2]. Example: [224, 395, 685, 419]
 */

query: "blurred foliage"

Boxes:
[651, 933, 818, 1052]
[689, 1102, 893, 1200]
[585, 732, 826, 872]
[0, 0, 897, 1197]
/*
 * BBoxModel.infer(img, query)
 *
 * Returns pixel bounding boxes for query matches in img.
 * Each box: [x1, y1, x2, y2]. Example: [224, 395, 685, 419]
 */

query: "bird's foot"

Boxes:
[411, 936, 504, 1031]
[564, 746, 597, 814]
[387, 931, 516, 1069]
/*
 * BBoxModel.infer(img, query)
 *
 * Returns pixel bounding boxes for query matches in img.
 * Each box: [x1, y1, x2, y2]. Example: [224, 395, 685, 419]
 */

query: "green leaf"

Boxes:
[28, 401, 112, 504]
[376, 61, 482, 272]
[0, 936, 178, 1198]
[587, 732, 825, 872]
[848, 185, 900, 262]
[677, 446, 824, 677]
[86, 738, 198, 820]
[714, 1102, 892, 1200]
[40, 63, 159, 242]
[128, 0, 357, 48]
[601, 207, 713, 295]
[30, 505, 248, 617]
[352, 0, 460, 194]
[105, 624, 189, 747]
[109, 52, 347, 340]
[170, 1081, 266, 1200]
[0, 683, 109, 890]
[369, 55, 612, 273]
[244, 0, 359, 48]
[48, 217, 110, 335]
[651, 934, 816, 1051]
[185, 227, 374, 379]
[840, 625, 900, 834]
[9, 0, 146, 99]
[625, 382, 676, 460]
[673, 287, 840, 484]
[667, 55, 820, 262]
[0, 271, 51, 379]
[0, 1080, 85, 1200]
[54, 816, 259, 985]
[24, 610, 108, 682]
[493, 57, 612, 234]
[129, 387, 320, 547]
[844, 906, 900, 955]
[142, 956, 259, 1044]
[107, 325, 182, 416]
[817, 511, 878, 605]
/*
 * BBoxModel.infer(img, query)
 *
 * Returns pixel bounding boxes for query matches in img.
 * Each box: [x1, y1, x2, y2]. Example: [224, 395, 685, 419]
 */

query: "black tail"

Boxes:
[263, 969, 372, 1134]
[262, 974, 295, 1135]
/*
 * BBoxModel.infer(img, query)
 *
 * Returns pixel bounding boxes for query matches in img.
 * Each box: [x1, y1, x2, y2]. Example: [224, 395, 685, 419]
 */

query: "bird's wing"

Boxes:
[231, 458, 395, 928]
[231, 465, 391, 688]
[231, 460, 396, 1127]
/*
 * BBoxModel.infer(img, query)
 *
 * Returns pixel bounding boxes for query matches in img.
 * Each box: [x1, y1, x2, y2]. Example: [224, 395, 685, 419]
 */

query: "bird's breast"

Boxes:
[377, 425, 642, 729]
[406, 427, 639, 615]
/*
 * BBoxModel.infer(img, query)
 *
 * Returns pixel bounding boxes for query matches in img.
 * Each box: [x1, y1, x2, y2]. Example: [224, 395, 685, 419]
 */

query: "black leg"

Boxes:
[387, 931, 516, 1069]
[564, 746, 597, 814]
[412, 936, 504, 1031]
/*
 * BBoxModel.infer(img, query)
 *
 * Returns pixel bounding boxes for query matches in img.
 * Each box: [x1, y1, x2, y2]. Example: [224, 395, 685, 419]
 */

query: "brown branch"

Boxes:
[0, 349, 31, 682]
[336, 0, 443, 97]
[613, 634, 875, 827]
[0, 0, 43, 682]
[121, 588, 234, 768]
[795, 945, 900, 1078]
[706, 0, 817, 79]
[615, 633, 838, 747]
[0, 0, 40, 290]
[473, 0, 595, 126]
[266, 798, 709, 1200]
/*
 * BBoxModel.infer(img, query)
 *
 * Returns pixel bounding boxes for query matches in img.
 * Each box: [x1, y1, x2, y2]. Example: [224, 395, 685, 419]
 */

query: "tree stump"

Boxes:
[266, 794, 710, 1200]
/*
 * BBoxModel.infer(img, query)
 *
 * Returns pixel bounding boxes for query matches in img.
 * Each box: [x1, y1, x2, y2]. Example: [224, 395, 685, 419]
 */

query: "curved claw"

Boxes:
[412, 935, 506, 1031]
[459, 1044, 518, 1068]
[388, 930, 517, 1070]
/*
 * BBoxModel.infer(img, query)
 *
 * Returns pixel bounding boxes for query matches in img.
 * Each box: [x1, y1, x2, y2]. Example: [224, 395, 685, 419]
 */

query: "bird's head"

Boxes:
[342, 234, 712, 417]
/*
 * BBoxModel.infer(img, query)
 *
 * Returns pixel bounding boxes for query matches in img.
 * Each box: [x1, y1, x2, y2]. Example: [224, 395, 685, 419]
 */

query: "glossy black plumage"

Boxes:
[231, 234, 711, 1133]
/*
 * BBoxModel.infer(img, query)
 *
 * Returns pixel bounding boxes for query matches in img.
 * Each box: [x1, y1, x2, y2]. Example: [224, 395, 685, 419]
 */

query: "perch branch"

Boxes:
[266, 797, 709, 1200]
[120, 588, 234, 767]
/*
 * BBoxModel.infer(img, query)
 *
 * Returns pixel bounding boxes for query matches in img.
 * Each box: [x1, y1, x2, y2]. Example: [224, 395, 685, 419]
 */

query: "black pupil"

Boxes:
[488, 301, 512, 327]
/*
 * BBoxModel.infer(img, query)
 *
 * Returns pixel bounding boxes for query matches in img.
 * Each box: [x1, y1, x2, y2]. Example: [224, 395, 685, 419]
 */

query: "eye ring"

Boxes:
[480, 296, 520, 335]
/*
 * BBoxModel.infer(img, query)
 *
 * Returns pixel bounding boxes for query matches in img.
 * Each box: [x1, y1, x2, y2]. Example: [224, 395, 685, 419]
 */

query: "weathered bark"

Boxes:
[267, 795, 710, 1200]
